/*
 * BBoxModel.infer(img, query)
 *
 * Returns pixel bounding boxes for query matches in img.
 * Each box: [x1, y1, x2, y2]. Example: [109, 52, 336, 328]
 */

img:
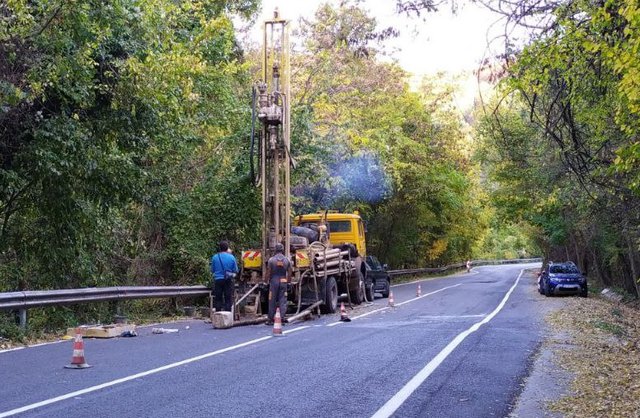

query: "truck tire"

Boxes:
[350, 280, 364, 304]
[349, 269, 364, 304]
[321, 276, 338, 314]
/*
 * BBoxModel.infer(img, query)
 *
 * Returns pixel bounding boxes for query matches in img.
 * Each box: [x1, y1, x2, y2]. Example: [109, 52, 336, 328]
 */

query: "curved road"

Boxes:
[0, 263, 544, 417]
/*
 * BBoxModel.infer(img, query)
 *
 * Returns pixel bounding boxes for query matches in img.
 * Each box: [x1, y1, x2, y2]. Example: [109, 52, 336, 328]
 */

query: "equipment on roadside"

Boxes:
[232, 10, 371, 327]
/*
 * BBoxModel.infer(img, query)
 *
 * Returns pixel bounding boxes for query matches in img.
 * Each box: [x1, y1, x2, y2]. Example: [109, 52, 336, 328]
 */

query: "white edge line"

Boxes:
[327, 283, 463, 327]
[371, 269, 524, 418]
[0, 325, 310, 418]
[0, 346, 26, 354]
[0, 339, 67, 354]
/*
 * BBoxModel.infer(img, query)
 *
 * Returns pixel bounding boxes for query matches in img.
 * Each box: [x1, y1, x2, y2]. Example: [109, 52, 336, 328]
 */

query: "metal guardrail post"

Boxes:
[18, 309, 27, 330]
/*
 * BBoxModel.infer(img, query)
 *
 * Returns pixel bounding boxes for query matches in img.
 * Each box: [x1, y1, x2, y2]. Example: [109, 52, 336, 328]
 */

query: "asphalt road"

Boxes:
[0, 263, 544, 418]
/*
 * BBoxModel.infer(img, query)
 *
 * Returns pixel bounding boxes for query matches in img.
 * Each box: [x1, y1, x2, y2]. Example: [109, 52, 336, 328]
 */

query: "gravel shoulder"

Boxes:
[511, 271, 640, 417]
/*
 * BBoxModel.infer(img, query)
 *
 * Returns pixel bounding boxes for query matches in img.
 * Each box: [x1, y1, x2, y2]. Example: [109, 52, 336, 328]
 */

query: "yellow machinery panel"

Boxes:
[242, 250, 262, 269]
[295, 249, 311, 268]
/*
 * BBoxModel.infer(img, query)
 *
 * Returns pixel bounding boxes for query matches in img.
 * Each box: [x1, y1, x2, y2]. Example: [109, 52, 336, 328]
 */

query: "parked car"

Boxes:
[365, 255, 391, 298]
[538, 261, 588, 297]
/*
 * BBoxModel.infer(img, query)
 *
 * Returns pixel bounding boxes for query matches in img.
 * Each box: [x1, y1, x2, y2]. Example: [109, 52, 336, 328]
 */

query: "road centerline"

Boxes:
[327, 283, 463, 327]
[370, 269, 525, 418]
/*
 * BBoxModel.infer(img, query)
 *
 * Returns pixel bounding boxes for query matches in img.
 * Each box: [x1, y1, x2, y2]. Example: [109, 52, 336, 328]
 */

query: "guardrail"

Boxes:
[1, 286, 211, 329]
[0, 258, 541, 329]
[387, 258, 542, 277]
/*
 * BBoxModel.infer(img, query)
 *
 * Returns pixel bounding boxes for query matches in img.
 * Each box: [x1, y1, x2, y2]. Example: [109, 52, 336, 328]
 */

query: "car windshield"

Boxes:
[366, 256, 381, 270]
[550, 264, 579, 274]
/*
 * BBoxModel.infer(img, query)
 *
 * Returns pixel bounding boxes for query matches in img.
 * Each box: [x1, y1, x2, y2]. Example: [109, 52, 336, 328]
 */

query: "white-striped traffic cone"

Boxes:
[339, 302, 351, 322]
[388, 291, 395, 307]
[417, 283, 422, 297]
[65, 328, 92, 369]
[273, 307, 283, 336]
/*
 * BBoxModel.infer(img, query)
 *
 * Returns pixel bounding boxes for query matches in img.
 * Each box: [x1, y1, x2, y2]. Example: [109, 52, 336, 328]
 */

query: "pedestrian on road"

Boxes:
[466, 260, 472, 273]
[266, 243, 291, 325]
[211, 240, 238, 312]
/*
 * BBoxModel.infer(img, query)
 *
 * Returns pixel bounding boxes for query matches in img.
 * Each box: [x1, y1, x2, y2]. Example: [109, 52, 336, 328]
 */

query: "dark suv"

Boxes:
[365, 256, 391, 298]
[538, 261, 588, 297]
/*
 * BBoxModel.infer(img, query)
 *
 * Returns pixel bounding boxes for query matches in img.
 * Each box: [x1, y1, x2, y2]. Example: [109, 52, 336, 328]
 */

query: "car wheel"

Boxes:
[320, 276, 338, 314]
[381, 279, 390, 298]
[580, 284, 588, 298]
[544, 281, 552, 297]
[365, 281, 374, 302]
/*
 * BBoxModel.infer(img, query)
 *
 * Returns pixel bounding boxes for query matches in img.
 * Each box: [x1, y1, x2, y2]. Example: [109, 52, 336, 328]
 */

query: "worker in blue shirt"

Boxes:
[211, 240, 239, 312]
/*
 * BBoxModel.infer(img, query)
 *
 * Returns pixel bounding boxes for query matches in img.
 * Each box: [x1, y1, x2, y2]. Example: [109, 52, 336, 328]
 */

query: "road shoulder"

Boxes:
[509, 271, 574, 417]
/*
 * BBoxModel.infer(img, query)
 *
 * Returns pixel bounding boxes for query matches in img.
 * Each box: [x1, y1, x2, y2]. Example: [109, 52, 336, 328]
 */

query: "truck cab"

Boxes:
[293, 211, 367, 257]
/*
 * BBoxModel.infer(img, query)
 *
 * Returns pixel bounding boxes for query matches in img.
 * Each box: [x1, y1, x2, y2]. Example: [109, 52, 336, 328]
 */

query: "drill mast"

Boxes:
[256, 10, 291, 273]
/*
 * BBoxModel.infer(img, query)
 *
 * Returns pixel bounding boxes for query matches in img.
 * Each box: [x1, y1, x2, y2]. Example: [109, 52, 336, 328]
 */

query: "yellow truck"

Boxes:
[239, 211, 370, 318]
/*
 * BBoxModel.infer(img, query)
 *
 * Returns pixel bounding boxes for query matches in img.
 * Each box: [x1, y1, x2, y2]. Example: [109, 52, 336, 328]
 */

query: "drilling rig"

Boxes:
[234, 11, 370, 325]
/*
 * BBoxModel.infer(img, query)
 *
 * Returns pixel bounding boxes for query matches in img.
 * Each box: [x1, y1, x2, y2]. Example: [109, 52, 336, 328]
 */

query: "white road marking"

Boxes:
[282, 325, 310, 335]
[0, 339, 67, 354]
[371, 269, 524, 418]
[326, 306, 389, 327]
[418, 315, 487, 320]
[391, 270, 479, 288]
[395, 284, 462, 307]
[327, 283, 462, 327]
[0, 326, 310, 418]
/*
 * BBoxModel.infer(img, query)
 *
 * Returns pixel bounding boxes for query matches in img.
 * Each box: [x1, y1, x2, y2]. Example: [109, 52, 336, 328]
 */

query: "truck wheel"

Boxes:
[350, 280, 364, 304]
[321, 276, 338, 314]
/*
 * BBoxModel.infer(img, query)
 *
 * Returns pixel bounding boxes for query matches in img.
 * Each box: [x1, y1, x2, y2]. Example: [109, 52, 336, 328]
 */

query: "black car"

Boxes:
[538, 261, 588, 297]
[365, 255, 391, 298]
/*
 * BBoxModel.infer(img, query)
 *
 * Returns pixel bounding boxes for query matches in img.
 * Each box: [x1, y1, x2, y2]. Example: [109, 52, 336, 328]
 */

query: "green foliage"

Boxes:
[0, 0, 259, 295]
[477, 0, 640, 294]
[286, 3, 485, 268]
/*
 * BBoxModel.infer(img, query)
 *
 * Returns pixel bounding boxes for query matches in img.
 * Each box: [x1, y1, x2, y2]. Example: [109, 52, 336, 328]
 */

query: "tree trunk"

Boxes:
[627, 237, 640, 298]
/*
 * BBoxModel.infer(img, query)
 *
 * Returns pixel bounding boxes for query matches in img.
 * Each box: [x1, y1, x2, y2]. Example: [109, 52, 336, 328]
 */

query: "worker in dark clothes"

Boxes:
[266, 243, 291, 325]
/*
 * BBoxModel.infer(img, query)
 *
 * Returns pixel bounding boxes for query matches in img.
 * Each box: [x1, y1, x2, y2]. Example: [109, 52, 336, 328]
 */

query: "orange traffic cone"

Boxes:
[388, 291, 395, 308]
[272, 307, 283, 336]
[65, 328, 92, 369]
[340, 302, 351, 322]
[417, 283, 422, 297]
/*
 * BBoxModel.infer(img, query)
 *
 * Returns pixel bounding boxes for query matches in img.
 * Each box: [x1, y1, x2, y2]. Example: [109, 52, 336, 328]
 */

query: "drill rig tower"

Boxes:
[256, 9, 291, 267]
